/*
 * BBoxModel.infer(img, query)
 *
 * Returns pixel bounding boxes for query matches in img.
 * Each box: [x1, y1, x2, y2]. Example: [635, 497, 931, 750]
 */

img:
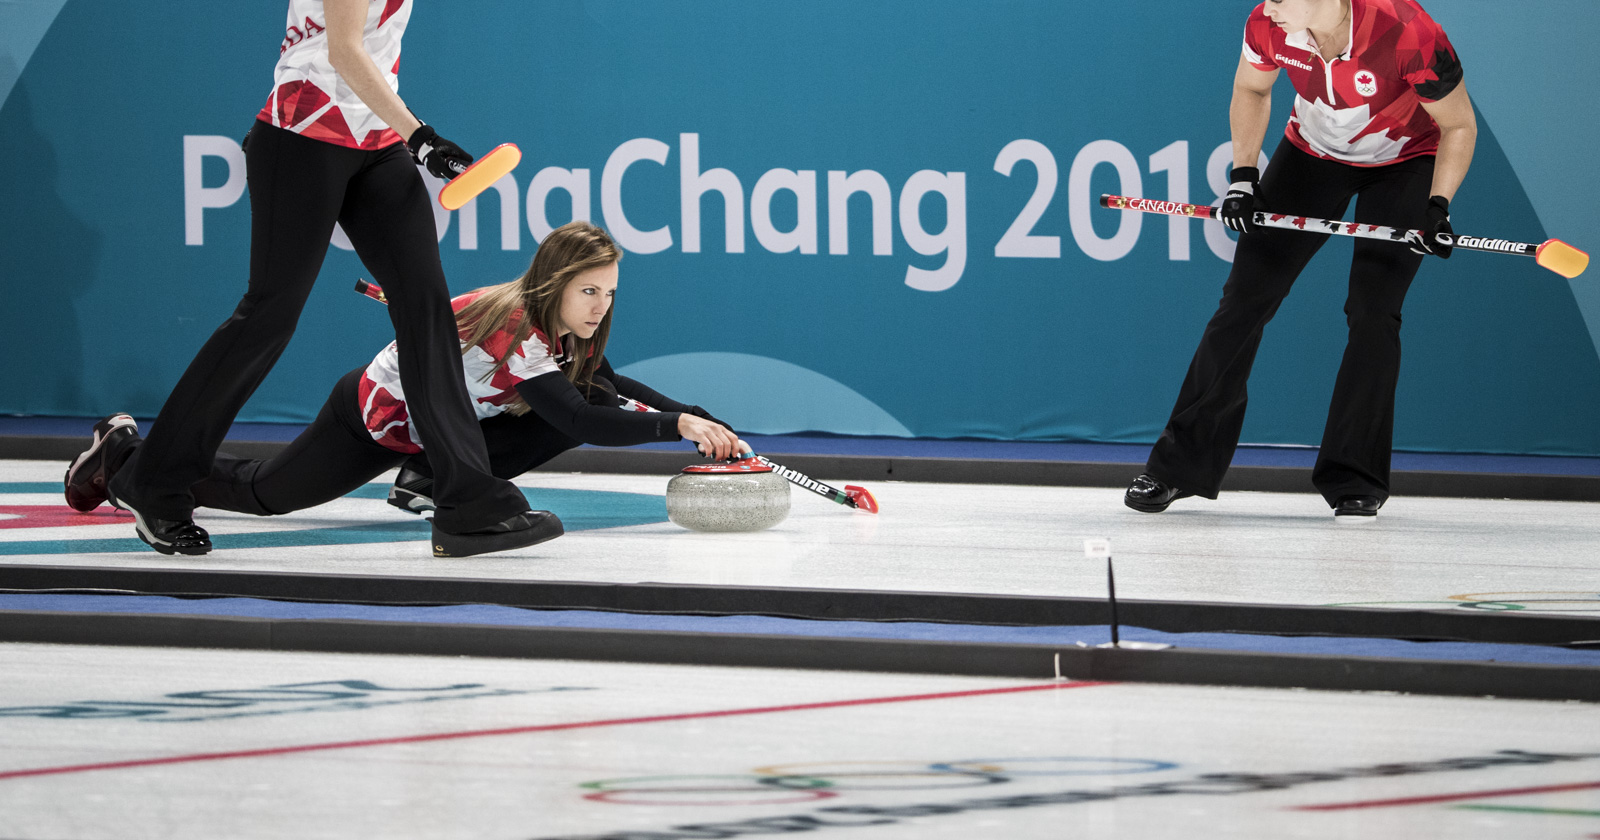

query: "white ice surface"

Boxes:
[0, 644, 1596, 839]
[2, 460, 1597, 613]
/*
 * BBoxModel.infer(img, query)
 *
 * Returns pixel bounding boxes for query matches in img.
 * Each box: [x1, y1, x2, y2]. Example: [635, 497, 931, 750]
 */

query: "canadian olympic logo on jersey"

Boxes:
[1353, 70, 1379, 97]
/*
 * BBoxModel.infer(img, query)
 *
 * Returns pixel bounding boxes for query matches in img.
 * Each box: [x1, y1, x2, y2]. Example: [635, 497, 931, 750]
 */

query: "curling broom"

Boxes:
[1100, 194, 1589, 279]
[438, 143, 522, 212]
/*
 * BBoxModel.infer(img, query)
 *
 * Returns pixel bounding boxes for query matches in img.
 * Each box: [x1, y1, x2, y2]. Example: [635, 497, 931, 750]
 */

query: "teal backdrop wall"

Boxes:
[2, 1, 1598, 455]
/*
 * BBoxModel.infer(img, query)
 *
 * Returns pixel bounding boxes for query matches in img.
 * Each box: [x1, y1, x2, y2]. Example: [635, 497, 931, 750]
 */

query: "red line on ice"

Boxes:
[0, 680, 1110, 781]
[1294, 779, 1600, 811]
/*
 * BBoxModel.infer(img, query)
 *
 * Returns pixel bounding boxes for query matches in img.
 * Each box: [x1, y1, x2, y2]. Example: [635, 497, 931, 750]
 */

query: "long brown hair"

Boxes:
[456, 221, 622, 412]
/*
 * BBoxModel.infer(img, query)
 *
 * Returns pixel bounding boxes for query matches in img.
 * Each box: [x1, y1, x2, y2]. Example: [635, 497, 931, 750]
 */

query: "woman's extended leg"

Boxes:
[191, 370, 406, 515]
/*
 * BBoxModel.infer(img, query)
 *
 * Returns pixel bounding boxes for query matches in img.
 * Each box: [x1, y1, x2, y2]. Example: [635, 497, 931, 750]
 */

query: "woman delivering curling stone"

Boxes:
[376, 221, 749, 516]
[66, 223, 747, 556]
[1124, 0, 1475, 519]
[93, 0, 552, 558]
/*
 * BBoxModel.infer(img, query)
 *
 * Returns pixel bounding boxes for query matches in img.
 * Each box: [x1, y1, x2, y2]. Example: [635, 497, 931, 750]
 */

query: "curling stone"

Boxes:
[666, 459, 790, 532]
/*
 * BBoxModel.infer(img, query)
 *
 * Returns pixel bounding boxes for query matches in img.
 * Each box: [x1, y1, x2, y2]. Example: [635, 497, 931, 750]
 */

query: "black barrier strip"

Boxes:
[0, 565, 1595, 647]
[0, 610, 1596, 703]
[6, 435, 1600, 500]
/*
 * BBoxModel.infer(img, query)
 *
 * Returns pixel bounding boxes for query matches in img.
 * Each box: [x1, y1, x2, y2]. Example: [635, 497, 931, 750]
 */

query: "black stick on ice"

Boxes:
[1107, 558, 1120, 647]
[1085, 538, 1118, 647]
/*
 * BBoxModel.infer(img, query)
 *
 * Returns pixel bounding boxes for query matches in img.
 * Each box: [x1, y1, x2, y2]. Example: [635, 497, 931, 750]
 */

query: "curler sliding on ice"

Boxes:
[67, 222, 761, 557]
[355, 277, 878, 516]
[1100, 194, 1590, 279]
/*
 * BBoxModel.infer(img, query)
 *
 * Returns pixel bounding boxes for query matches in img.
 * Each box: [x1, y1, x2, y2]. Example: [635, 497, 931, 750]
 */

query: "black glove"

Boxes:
[1218, 166, 1261, 234]
[1407, 195, 1454, 259]
[406, 124, 473, 181]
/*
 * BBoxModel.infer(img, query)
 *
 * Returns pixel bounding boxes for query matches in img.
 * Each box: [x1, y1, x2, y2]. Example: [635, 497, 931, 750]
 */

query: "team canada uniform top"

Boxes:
[255, 0, 411, 150]
[358, 291, 568, 453]
[1242, 0, 1462, 166]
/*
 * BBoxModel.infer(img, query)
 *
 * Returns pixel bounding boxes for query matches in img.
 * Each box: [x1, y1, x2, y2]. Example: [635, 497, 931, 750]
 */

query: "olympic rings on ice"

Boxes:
[579, 756, 1178, 806]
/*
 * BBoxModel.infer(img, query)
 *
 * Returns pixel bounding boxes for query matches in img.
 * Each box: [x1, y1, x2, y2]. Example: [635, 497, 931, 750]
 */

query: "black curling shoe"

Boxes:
[129, 515, 213, 555]
[64, 414, 140, 512]
[388, 465, 436, 514]
[1124, 473, 1191, 513]
[104, 473, 212, 556]
[1333, 495, 1382, 518]
[109, 489, 213, 555]
[431, 511, 564, 558]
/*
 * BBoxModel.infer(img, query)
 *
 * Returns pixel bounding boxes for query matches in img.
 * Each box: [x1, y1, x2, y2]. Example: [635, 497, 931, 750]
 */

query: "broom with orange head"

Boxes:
[436, 143, 522, 211]
[1100, 194, 1589, 279]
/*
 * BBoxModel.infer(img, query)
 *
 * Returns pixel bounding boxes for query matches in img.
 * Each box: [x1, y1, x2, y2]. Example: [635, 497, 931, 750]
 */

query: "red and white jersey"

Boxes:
[357, 291, 566, 453]
[256, 0, 411, 150]
[1242, 0, 1462, 166]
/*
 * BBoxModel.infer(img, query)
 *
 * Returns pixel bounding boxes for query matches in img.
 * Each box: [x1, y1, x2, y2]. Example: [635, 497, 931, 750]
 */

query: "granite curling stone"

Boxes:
[666, 459, 791, 532]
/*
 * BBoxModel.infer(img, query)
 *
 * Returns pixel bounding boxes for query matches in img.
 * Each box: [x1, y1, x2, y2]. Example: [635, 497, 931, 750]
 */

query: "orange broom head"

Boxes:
[844, 484, 879, 513]
[1536, 239, 1589, 279]
[439, 143, 522, 211]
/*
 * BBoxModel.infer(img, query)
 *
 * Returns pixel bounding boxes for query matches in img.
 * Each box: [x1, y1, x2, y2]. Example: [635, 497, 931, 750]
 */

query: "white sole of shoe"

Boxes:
[66, 415, 136, 482]
[388, 487, 436, 514]
[64, 414, 138, 511]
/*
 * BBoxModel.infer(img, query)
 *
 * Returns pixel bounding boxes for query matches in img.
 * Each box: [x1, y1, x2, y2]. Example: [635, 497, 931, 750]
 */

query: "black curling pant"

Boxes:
[398, 377, 627, 484]
[1145, 141, 1435, 506]
[460, 410, 587, 480]
[190, 369, 591, 516]
[110, 122, 528, 532]
[192, 370, 402, 515]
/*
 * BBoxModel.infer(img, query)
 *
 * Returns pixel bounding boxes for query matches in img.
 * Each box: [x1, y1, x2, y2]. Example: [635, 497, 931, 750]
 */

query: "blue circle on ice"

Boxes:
[929, 757, 1178, 777]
